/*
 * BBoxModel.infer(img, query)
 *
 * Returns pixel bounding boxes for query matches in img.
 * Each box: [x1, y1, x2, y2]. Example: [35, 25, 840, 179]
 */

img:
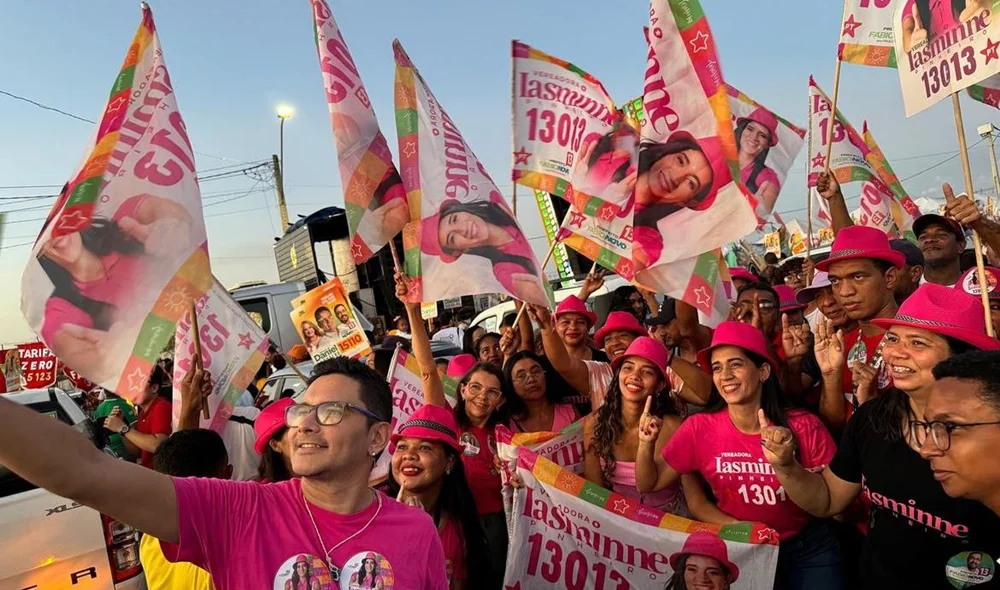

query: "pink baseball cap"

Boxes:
[446, 353, 477, 379]
[594, 311, 646, 345]
[815, 226, 904, 272]
[390, 404, 462, 454]
[774, 285, 806, 313]
[669, 532, 740, 582]
[554, 295, 597, 326]
[729, 267, 759, 283]
[611, 336, 670, 382]
[872, 283, 1000, 351]
[737, 107, 779, 147]
[254, 397, 294, 455]
[795, 271, 832, 305]
[697, 321, 777, 372]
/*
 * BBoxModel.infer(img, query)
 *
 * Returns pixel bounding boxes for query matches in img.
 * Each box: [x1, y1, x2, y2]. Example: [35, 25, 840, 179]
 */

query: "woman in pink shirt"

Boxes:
[582, 337, 688, 516]
[503, 350, 579, 434]
[388, 404, 492, 590]
[735, 108, 782, 214]
[635, 322, 841, 590]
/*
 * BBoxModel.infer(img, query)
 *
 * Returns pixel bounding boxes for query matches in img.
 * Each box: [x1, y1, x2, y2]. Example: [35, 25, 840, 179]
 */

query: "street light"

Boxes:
[979, 122, 1000, 219]
[277, 105, 294, 172]
[275, 105, 294, 229]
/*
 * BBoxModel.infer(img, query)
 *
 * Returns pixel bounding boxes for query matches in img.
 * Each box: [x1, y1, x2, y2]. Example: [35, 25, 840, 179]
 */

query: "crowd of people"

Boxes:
[5, 173, 1000, 589]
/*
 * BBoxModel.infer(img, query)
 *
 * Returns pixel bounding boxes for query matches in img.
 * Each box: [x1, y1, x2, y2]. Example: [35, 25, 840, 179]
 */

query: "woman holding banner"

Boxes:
[635, 322, 842, 589]
[421, 190, 546, 304]
[396, 273, 509, 587]
[736, 108, 781, 213]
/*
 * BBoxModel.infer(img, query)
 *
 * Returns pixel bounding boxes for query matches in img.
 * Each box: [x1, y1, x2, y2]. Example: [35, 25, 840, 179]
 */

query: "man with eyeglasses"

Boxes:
[0, 358, 449, 590]
[919, 351, 1000, 523]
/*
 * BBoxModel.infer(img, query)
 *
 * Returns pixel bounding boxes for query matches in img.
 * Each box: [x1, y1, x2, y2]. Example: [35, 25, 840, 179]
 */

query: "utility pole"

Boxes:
[979, 123, 1000, 211]
[272, 154, 289, 230]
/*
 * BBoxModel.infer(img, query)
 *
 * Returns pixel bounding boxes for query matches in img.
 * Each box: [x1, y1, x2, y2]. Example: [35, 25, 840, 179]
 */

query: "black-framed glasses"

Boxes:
[909, 419, 1000, 451]
[285, 401, 384, 427]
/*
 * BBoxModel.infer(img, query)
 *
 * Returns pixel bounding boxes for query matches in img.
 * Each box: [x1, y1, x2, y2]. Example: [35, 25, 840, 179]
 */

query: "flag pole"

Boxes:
[388, 240, 403, 276]
[190, 302, 210, 420]
[806, 80, 814, 272]
[951, 92, 996, 337]
[511, 41, 518, 218]
[823, 1, 849, 171]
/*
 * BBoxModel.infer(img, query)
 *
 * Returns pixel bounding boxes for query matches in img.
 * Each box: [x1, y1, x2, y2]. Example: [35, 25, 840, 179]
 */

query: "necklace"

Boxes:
[301, 486, 382, 582]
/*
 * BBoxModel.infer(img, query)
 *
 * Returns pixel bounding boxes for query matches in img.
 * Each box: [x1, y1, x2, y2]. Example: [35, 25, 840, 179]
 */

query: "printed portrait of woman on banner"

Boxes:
[735, 108, 782, 213]
[632, 132, 731, 270]
[421, 189, 546, 304]
[35, 194, 194, 383]
[900, 0, 992, 52]
[299, 320, 336, 356]
[665, 532, 740, 590]
[282, 554, 324, 590]
[568, 122, 639, 210]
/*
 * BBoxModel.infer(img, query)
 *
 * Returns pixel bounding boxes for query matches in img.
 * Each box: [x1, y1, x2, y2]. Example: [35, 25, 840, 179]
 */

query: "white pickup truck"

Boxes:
[0, 388, 146, 590]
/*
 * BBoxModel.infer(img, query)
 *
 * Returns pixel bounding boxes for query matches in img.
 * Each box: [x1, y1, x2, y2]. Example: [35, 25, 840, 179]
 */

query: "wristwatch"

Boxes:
[118, 423, 131, 436]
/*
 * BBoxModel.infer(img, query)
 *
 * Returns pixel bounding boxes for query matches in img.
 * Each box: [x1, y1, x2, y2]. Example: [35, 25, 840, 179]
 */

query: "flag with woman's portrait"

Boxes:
[20, 5, 212, 402]
[393, 40, 551, 307]
[309, 0, 409, 264]
[636, 0, 758, 276]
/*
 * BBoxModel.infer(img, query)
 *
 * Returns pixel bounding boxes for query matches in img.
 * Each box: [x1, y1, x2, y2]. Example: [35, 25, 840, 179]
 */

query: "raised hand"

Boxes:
[527, 304, 554, 331]
[638, 396, 663, 445]
[814, 319, 845, 376]
[852, 362, 878, 405]
[960, 0, 991, 23]
[816, 171, 843, 202]
[759, 409, 796, 468]
[394, 271, 410, 303]
[104, 406, 127, 433]
[578, 268, 606, 302]
[781, 313, 812, 360]
[943, 182, 981, 229]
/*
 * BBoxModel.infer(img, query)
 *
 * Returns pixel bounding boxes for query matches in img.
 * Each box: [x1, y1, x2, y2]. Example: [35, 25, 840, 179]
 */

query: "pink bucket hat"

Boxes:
[611, 336, 670, 382]
[594, 311, 646, 345]
[872, 283, 1000, 351]
[729, 267, 759, 283]
[815, 226, 905, 272]
[446, 353, 477, 379]
[254, 397, 294, 455]
[554, 295, 597, 326]
[697, 321, 777, 372]
[795, 271, 832, 305]
[669, 532, 740, 582]
[390, 404, 462, 454]
[737, 107, 779, 147]
[957, 266, 1000, 301]
[774, 285, 806, 313]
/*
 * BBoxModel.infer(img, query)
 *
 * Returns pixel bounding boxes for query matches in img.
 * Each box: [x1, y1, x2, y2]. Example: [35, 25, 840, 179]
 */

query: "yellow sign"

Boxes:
[290, 245, 298, 269]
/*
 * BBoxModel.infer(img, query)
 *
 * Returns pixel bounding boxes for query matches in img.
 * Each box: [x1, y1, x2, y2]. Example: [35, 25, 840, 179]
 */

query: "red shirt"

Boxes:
[439, 516, 466, 584]
[136, 396, 172, 468]
[841, 327, 889, 422]
[459, 425, 504, 515]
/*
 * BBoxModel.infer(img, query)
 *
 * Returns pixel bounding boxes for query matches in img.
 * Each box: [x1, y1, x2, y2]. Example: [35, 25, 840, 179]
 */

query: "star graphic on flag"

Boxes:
[811, 152, 826, 169]
[126, 367, 147, 394]
[841, 14, 862, 38]
[351, 241, 365, 260]
[402, 141, 417, 158]
[106, 95, 128, 115]
[513, 147, 532, 165]
[237, 332, 254, 350]
[618, 260, 632, 278]
[689, 31, 710, 53]
[568, 210, 586, 228]
[982, 38, 1000, 65]
[694, 286, 712, 308]
[55, 210, 88, 233]
[598, 206, 616, 222]
[612, 498, 630, 514]
[989, 93, 1000, 108]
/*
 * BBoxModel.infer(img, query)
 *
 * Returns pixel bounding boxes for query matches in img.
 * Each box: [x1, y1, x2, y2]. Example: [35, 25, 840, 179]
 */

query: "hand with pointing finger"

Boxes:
[638, 396, 662, 445]
[759, 409, 796, 468]
[942, 183, 981, 230]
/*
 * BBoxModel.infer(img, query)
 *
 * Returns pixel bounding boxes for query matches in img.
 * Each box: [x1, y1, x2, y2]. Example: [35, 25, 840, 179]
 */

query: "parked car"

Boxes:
[0, 388, 146, 590]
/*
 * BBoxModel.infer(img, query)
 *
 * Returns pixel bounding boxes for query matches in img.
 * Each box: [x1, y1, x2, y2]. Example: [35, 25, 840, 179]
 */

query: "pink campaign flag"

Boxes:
[839, 0, 898, 67]
[393, 40, 551, 307]
[20, 5, 212, 401]
[310, 0, 409, 264]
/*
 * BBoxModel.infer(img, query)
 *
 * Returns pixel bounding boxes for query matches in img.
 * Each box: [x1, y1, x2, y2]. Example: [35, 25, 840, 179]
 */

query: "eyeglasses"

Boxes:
[285, 401, 384, 427]
[465, 382, 502, 400]
[512, 368, 545, 383]
[783, 272, 805, 283]
[909, 419, 1000, 451]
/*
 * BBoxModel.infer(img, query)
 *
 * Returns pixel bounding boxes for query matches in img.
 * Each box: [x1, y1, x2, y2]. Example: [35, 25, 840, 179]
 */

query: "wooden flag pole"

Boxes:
[511, 43, 519, 218]
[806, 81, 814, 267]
[823, 0, 849, 172]
[282, 353, 310, 383]
[189, 302, 210, 420]
[951, 93, 996, 337]
[388, 240, 403, 276]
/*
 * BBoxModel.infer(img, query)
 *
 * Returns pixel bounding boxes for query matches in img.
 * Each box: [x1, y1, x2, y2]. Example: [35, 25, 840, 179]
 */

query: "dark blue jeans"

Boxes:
[775, 519, 844, 590]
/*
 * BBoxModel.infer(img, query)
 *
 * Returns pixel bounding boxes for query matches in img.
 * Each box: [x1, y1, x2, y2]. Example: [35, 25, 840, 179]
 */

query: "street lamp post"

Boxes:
[275, 105, 294, 230]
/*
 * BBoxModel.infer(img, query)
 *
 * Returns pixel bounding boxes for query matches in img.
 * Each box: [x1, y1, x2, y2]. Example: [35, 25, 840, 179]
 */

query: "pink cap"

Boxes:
[729, 267, 759, 283]
[669, 532, 740, 582]
[254, 397, 294, 455]
[737, 107, 779, 147]
[611, 336, 670, 382]
[872, 283, 1000, 351]
[390, 404, 462, 454]
[554, 295, 597, 326]
[594, 311, 646, 345]
[697, 321, 777, 373]
[796, 271, 832, 305]
[446, 354, 477, 379]
[815, 226, 904, 272]
[957, 266, 1000, 301]
[773, 285, 806, 313]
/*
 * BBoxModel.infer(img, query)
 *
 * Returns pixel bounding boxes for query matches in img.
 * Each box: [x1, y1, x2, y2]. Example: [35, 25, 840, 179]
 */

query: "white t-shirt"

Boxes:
[432, 326, 465, 348]
[222, 406, 260, 481]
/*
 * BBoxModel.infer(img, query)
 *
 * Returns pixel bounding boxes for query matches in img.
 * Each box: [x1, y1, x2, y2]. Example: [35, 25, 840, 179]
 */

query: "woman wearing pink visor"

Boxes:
[388, 404, 491, 590]
[635, 321, 841, 590]
[761, 284, 1000, 590]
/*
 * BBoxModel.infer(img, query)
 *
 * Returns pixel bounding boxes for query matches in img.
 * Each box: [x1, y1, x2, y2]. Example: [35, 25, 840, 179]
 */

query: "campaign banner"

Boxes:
[840, 0, 899, 67]
[0, 350, 21, 394]
[512, 41, 636, 215]
[534, 190, 574, 280]
[807, 77, 877, 188]
[291, 278, 372, 363]
[63, 366, 96, 393]
[636, 0, 757, 274]
[854, 181, 901, 237]
[171, 279, 267, 433]
[727, 85, 806, 217]
[504, 446, 780, 589]
[20, 5, 212, 403]
[639, 250, 733, 328]
[18, 343, 57, 390]
[394, 41, 551, 307]
[893, 0, 1000, 116]
[495, 423, 585, 475]
[310, 0, 409, 264]
[862, 121, 922, 237]
[968, 72, 1000, 107]
[558, 199, 636, 281]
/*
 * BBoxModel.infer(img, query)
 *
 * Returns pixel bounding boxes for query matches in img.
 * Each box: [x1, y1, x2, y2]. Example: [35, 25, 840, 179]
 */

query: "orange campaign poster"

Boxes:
[291, 278, 372, 363]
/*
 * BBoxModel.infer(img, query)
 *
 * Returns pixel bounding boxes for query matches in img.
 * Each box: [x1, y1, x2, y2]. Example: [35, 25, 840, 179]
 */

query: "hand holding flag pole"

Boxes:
[189, 302, 210, 420]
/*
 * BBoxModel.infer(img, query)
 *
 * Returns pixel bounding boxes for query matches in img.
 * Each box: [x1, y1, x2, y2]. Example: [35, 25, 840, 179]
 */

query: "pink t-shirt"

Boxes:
[509, 403, 577, 434]
[164, 478, 448, 590]
[492, 223, 538, 295]
[459, 425, 504, 515]
[584, 360, 684, 410]
[741, 163, 781, 196]
[439, 516, 466, 585]
[662, 409, 835, 540]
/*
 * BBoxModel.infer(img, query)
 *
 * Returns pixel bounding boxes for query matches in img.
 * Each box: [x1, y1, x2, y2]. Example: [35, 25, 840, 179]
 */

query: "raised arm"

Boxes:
[674, 299, 713, 350]
[576, 269, 605, 304]
[395, 273, 447, 407]
[527, 304, 590, 394]
[0, 397, 179, 542]
[634, 397, 681, 493]
[816, 171, 854, 233]
[667, 356, 711, 406]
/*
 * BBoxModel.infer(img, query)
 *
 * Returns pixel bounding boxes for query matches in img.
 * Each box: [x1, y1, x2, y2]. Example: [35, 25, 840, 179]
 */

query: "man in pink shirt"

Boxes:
[0, 357, 448, 590]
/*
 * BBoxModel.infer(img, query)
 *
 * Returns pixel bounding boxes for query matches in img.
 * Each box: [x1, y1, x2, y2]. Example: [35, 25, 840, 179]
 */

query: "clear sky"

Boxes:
[3, 0, 1000, 343]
